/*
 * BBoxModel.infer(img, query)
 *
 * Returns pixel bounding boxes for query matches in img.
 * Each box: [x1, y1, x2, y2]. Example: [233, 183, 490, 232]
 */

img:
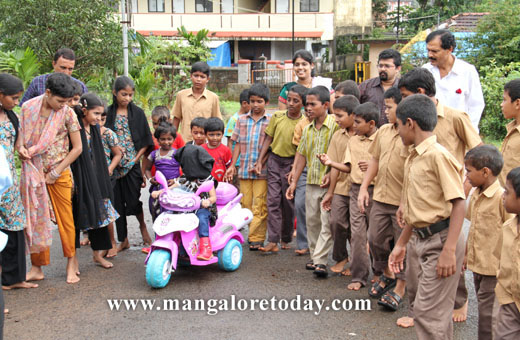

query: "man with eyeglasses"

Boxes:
[359, 49, 402, 126]
[423, 29, 484, 132]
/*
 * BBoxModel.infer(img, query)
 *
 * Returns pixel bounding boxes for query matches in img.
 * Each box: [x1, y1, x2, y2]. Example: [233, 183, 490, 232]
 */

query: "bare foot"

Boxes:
[397, 316, 414, 328]
[4, 309, 8, 315]
[93, 252, 114, 269]
[331, 258, 348, 273]
[292, 229, 296, 238]
[340, 268, 351, 276]
[453, 300, 468, 322]
[80, 237, 90, 246]
[281, 242, 291, 249]
[26, 267, 44, 281]
[371, 274, 379, 284]
[294, 248, 309, 256]
[106, 244, 118, 258]
[117, 238, 130, 252]
[347, 282, 363, 291]
[2, 281, 39, 290]
[67, 257, 80, 284]
[259, 242, 279, 253]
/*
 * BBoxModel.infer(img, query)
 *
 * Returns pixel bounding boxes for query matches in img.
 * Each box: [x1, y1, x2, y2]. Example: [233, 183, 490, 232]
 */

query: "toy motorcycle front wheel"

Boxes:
[146, 249, 172, 288]
[218, 239, 243, 272]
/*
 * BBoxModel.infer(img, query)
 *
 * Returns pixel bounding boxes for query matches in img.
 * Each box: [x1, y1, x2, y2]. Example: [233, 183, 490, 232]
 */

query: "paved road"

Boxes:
[4, 187, 478, 339]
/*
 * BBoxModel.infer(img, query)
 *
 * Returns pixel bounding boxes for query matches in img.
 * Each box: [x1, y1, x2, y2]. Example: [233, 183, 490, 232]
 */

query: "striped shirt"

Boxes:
[297, 114, 338, 185]
[231, 111, 271, 179]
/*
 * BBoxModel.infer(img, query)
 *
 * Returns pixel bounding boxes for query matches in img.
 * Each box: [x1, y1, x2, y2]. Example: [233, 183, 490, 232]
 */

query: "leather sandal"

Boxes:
[313, 264, 328, 278]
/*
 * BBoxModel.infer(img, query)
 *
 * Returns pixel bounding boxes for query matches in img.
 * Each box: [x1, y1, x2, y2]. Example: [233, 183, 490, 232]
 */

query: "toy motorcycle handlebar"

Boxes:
[155, 171, 214, 195]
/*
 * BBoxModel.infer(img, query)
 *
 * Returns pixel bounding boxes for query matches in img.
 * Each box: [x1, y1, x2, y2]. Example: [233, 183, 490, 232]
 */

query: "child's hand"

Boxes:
[396, 205, 407, 229]
[253, 161, 262, 176]
[141, 176, 146, 188]
[357, 187, 370, 214]
[151, 190, 162, 199]
[225, 166, 235, 182]
[201, 199, 210, 208]
[437, 248, 456, 278]
[167, 179, 175, 186]
[317, 154, 331, 166]
[149, 177, 158, 186]
[389, 245, 406, 274]
[358, 160, 369, 172]
[286, 183, 296, 200]
[321, 192, 333, 211]
[16, 145, 31, 160]
[287, 170, 295, 184]
[320, 173, 330, 188]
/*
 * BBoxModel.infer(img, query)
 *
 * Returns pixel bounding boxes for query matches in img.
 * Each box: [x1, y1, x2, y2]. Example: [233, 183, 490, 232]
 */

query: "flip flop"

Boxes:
[313, 264, 328, 278]
[249, 242, 263, 251]
[369, 275, 396, 299]
[305, 260, 316, 270]
[378, 290, 402, 311]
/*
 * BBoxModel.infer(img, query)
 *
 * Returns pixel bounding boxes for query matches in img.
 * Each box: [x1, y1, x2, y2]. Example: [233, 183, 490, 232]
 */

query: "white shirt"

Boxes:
[423, 57, 485, 132]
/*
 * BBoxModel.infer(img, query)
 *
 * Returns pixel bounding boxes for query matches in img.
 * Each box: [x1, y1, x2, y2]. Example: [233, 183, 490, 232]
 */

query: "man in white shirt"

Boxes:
[423, 29, 484, 132]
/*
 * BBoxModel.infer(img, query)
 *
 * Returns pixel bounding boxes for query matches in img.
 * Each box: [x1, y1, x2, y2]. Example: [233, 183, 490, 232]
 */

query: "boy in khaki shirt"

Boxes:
[398, 67, 481, 324]
[464, 145, 513, 340]
[321, 95, 359, 275]
[389, 94, 466, 340]
[358, 88, 408, 309]
[495, 167, 520, 339]
[318, 102, 379, 290]
[499, 79, 520, 186]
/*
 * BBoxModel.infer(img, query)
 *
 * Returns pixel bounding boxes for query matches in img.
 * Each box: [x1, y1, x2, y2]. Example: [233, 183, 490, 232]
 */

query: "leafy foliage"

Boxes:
[0, 0, 122, 77]
[0, 48, 41, 88]
[467, 0, 520, 72]
[478, 61, 520, 140]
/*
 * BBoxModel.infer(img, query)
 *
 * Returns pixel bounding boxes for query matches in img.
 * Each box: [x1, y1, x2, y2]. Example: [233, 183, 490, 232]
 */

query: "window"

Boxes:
[300, 0, 319, 12]
[148, 0, 165, 12]
[221, 0, 233, 13]
[195, 0, 213, 12]
[276, 0, 289, 13]
[172, 0, 184, 13]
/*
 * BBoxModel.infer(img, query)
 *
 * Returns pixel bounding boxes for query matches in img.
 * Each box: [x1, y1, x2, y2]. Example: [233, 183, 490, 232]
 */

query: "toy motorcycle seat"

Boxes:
[215, 182, 238, 205]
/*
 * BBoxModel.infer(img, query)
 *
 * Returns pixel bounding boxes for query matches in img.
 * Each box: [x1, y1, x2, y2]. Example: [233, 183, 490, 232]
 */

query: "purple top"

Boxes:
[148, 149, 180, 180]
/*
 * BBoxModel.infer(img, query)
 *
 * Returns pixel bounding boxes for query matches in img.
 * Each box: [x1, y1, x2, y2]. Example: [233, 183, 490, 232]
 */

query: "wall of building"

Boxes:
[335, 0, 372, 35]
[207, 67, 239, 92]
[270, 41, 306, 61]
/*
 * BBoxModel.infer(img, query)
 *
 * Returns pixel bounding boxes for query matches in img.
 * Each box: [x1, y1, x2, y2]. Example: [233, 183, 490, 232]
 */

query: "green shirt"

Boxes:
[297, 114, 339, 185]
[265, 110, 303, 158]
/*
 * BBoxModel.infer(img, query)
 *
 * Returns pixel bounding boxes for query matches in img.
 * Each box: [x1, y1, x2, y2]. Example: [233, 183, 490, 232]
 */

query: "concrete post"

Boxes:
[238, 59, 251, 84]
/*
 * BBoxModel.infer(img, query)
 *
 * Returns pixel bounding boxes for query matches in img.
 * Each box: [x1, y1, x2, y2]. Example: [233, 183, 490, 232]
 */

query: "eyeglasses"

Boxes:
[377, 64, 396, 69]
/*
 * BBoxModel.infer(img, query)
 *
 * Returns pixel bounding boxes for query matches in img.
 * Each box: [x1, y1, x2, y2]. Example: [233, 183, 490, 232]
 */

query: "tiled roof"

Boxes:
[444, 13, 489, 32]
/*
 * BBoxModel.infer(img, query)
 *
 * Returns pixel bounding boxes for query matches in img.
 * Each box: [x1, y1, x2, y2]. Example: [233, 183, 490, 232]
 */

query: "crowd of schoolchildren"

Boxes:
[0, 40, 520, 340]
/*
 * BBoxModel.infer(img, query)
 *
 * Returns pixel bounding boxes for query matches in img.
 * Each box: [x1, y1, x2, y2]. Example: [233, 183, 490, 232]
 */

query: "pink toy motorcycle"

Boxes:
[145, 171, 252, 288]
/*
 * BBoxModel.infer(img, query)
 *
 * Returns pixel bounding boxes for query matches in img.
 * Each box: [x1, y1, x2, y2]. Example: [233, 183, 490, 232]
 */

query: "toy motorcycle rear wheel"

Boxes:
[146, 249, 172, 288]
[218, 239, 243, 272]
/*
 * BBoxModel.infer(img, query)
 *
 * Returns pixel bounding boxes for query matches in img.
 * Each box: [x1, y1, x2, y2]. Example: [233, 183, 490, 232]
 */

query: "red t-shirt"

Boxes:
[202, 143, 232, 182]
[151, 134, 185, 176]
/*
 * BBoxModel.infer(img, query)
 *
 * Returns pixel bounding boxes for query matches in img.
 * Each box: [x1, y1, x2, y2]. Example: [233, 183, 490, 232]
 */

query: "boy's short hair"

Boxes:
[504, 79, 520, 102]
[464, 144, 504, 176]
[333, 95, 360, 114]
[335, 80, 360, 100]
[307, 85, 330, 104]
[287, 84, 308, 105]
[71, 81, 83, 96]
[191, 61, 210, 77]
[204, 117, 225, 133]
[506, 167, 520, 197]
[151, 105, 170, 119]
[399, 68, 436, 97]
[154, 121, 177, 140]
[191, 117, 207, 130]
[396, 94, 437, 132]
[249, 83, 270, 102]
[239, 89, 250, 104]
[353, 102, 379, 124]
[384, 87, 402, 104]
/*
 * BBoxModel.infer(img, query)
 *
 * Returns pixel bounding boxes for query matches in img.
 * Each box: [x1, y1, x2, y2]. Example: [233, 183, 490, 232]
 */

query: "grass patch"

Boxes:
[482, 136, 502, 149]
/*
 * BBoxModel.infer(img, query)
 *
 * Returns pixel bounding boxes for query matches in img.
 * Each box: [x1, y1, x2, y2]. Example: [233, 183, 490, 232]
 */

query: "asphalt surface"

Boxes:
[4, 187, 479, 340]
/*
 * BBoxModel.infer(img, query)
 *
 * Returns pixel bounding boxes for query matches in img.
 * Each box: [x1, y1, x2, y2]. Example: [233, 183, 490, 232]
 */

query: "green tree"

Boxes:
[0, 0, 122, 77]
[467, 0, 520, 71]
[0, 48, 41, 88]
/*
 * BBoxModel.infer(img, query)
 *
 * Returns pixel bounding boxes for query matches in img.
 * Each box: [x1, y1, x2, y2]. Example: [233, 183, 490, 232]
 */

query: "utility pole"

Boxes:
[396, 0, 400, 43]
[121, 0, 129, 77]
[291, 0, 295, 57]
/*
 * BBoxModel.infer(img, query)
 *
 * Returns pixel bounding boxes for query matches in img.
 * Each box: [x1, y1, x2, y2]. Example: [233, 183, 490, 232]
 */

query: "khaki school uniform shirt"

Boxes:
[495, 216, 520, 311]
[327, 128, 353, 196]
[343, 133, 376, 186]
[500, 121, 520, 186]
[171, 88, 221, 141]
[369, 123, 409, 206]
[292, 116, 311, 146]
[265, 110, 303, 158]
[466, 179, 513, 276]
[434, 101, 481, 166]
[402, 135, 465, 228]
